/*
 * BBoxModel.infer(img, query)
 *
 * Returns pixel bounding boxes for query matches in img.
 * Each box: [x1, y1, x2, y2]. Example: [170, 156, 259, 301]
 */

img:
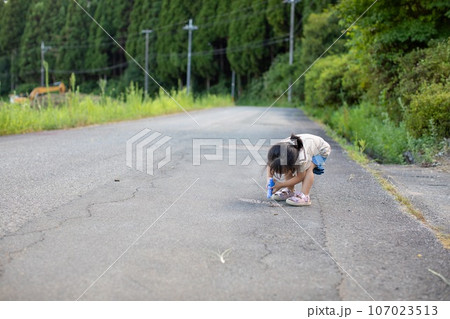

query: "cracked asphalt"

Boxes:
[0, 107, 449, 300]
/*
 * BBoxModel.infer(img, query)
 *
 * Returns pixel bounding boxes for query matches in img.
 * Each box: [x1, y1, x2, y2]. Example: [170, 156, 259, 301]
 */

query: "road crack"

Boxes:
[0, 187, 141, 273]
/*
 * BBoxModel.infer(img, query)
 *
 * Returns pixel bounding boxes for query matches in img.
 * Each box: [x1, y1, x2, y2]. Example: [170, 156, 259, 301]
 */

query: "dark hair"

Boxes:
[267, 134, 303, 176]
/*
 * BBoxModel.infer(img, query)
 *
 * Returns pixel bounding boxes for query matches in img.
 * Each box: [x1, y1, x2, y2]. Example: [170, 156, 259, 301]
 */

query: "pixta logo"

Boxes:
[126, 129, 172, 175]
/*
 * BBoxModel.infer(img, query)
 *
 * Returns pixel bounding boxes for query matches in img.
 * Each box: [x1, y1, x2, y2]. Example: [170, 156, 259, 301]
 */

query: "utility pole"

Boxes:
[10, 50, 15, 91]
[40, 41, 51, 86]
[183, 19, 198, 95]
[141, 29, 153, 95]
[231, 70, 236, 102]
[284, 0, 300, 102]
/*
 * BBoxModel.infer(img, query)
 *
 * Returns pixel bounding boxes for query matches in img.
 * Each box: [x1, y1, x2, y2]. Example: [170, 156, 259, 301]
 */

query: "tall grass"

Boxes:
[303, 103, 408, 164]
[329, 103, 408, 163]
[0, 86, 232, 135]
[303, 102, 447, 165]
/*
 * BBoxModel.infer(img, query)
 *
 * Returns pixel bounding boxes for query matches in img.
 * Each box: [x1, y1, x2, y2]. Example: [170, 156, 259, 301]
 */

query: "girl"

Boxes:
[266, 133, 331, 206]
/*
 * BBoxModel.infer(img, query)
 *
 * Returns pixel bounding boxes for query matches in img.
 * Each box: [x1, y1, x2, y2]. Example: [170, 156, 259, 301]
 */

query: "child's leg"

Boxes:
[301, 163, 316, 195]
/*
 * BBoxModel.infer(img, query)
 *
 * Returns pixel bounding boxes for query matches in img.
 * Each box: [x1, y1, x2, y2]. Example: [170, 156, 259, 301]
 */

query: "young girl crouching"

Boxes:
[266, 134, 331, 206]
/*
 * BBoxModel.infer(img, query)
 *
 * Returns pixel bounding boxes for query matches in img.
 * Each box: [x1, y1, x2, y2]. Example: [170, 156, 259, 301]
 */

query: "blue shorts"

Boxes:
[312, 155, 327, 175]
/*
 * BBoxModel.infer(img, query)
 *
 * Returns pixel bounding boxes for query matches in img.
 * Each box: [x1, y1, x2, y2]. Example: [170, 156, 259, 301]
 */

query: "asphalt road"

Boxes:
[0, 106, 448, 300]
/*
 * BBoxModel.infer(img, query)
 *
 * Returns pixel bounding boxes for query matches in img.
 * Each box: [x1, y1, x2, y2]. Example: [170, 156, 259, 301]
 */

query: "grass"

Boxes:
[310, 111, 450, 249]
[369, 167, 450, 249]
[0, 86, 232, 136]
[303, 102, 448, 166]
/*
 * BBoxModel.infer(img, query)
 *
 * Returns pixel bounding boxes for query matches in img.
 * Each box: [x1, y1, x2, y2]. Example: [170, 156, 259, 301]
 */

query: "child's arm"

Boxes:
[272, 172, 304, 193]
[266, 166, 273, 183]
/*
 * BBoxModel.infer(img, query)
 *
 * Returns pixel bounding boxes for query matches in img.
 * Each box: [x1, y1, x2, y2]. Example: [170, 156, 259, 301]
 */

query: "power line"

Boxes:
[48, 61, 128, 74]
[1, 0, 296, 81]
[0, 34, 288, 77]
[200, 0, 271, 24]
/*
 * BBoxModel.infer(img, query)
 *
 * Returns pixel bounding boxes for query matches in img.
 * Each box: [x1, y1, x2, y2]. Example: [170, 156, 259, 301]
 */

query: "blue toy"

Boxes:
[267, 178, 275, 198]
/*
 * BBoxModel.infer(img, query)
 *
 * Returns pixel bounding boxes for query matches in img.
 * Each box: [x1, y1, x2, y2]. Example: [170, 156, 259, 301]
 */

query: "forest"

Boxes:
[0, 0, 449, 163]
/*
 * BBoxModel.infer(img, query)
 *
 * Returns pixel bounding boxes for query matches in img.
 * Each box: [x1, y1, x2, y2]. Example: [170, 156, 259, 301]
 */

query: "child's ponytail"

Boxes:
[289, 134, 303, 151]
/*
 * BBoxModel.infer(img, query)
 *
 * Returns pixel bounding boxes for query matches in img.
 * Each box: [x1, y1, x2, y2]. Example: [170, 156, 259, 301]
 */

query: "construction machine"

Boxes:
[10, 82, 66, 104]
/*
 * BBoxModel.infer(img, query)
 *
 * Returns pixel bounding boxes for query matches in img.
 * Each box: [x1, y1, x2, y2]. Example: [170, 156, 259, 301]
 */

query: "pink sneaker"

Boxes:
[272, 188, 295, 201]
[286, 192, 311, 206]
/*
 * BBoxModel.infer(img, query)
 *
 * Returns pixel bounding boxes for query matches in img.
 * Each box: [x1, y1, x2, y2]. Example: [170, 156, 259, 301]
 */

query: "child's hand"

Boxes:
[272, 181, 282, 194]
[266, 178, 276, 198]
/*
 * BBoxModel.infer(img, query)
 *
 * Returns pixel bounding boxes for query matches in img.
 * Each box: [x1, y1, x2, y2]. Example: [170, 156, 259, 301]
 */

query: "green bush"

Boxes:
[328, 103, 408, 163]
[262, 51, 293, 100]
[299, 9, 346, 101]
[238, 46, 303, 105]
[236, 77, 270, 106]
[14, 82, 40, 95]
[397, 39, 450, 105]
[208, 75, 230, 96]
[405, 81, 450, 138]
[305, 55, 348, 109]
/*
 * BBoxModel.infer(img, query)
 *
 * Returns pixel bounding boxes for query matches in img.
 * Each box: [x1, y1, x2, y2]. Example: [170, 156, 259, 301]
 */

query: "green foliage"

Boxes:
[337, 0, 450, 119]
[156, 0, 195, 86]
[125, 0, 161, 93]
[14, 82, 40, 95]
[193, 1, 220, 89]
[328, 103, 408, 163]
[0, 87, 232, 135]
[70, 73, 76, 93]
[300, 10, 345, 71]
[0, 0, 28, 53]
[227, 0, 271, 76]
[407, 127, 448, 166]
[265, 0, 291, 36]
[299, 9, 346, 99]
[55, 0, 91, 78]
[208, 75, 230, 96]
[0, 55, 9, 95]
[302, 0, 337, 22]
[304, 55, 348, 109]
[338, 0, 449, 53]
[17, 0, 68, 82]
[236, 77, 266, 105]
[397, 39, 450, 104]
[85, 0, 132, 75]
[261, 51, 292, 100]
[405, 82, 450, 138]
[1, 0, 448, 160]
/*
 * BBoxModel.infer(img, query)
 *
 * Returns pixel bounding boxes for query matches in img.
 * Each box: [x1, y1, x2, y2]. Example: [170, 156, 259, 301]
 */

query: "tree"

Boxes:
[302, 0, 337, 23]
[300, 10, 345, 69]
[155, 0, 200, 88]
[337, 0, 450, 120]
[192, 0, 220, 91]
[55, 0, 93, 82]
[227, 0, 271, 79]
[265, 0, 293, 37]
[338, 0, 450, 59]
[297, 9, 345, 100]
[125, 0, 161, 92]
[17, 0, 68, 83]
[0, 0, 28, 53]
[0, 0, 8, 94]
[84, 0, 133, 78]
[0, 0, 29, 90]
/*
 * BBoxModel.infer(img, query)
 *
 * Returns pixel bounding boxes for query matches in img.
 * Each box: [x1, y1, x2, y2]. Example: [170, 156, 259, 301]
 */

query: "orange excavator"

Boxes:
[10, 82, 66, 104]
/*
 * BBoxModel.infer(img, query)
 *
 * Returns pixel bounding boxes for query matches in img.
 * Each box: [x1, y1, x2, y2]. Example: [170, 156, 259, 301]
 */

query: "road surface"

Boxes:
[0, 106, 448, 300]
